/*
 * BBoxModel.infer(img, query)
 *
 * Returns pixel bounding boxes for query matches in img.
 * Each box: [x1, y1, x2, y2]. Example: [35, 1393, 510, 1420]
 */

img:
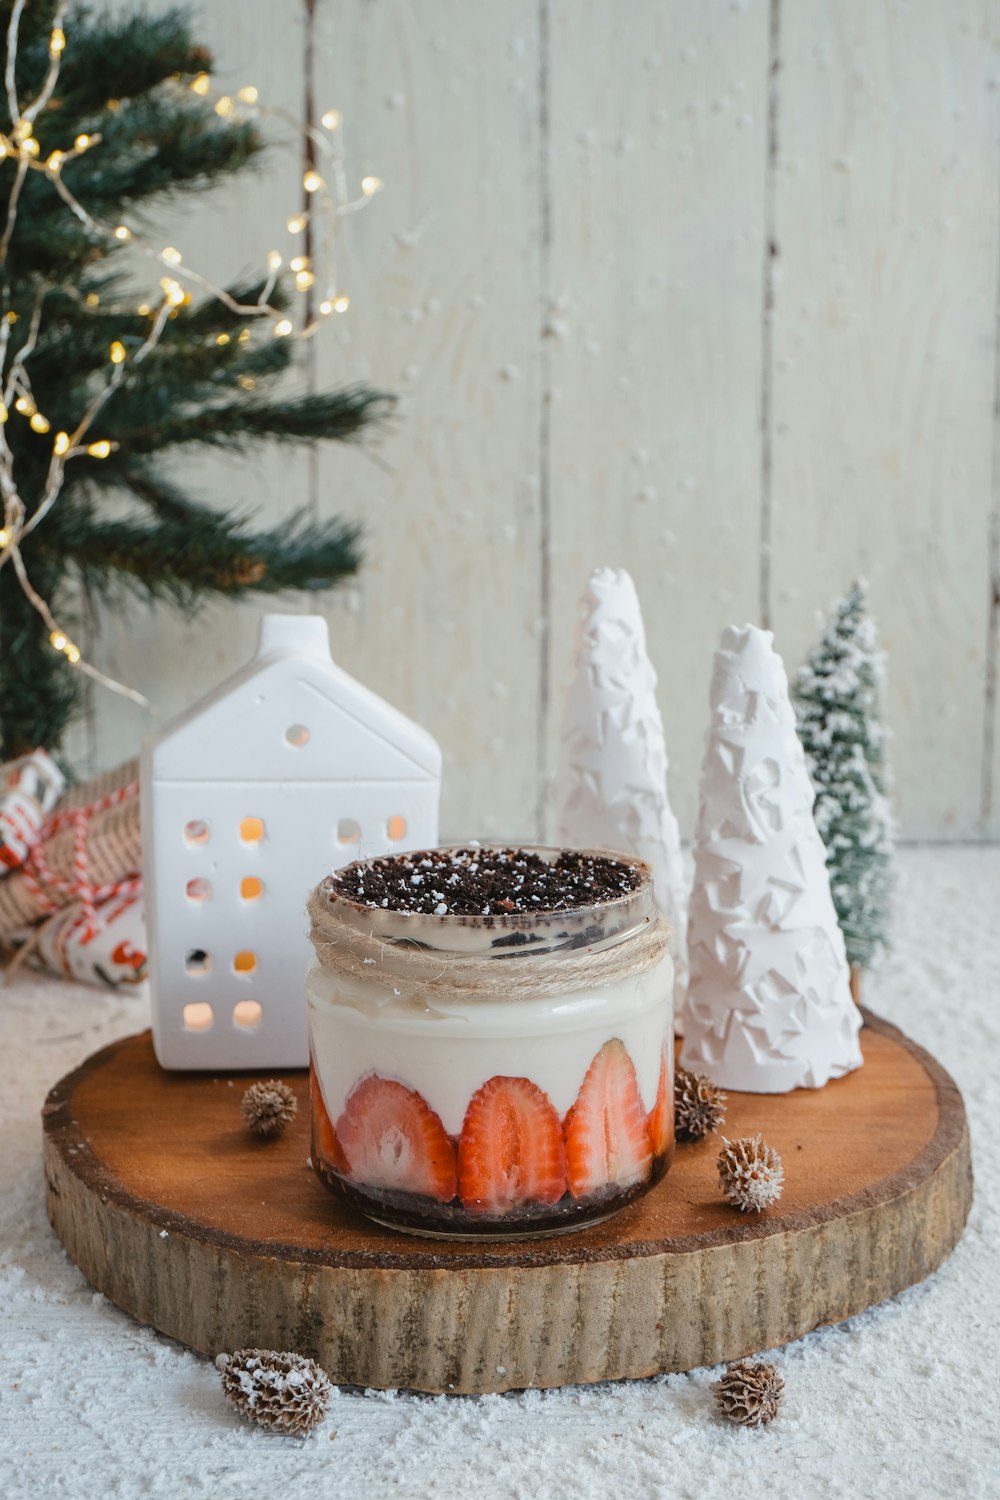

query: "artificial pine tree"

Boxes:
[794, 582, 894, 996]
[0, 2, 390, 760]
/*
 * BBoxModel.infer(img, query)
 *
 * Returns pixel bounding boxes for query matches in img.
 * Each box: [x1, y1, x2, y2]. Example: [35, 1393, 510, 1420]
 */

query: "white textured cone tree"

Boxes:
[554, 567, 688, 1003]
[680, 624, 863, 1092]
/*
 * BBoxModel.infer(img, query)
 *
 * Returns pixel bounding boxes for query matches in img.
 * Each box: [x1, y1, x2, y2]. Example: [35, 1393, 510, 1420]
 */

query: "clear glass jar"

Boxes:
[306, 846, 674, 1240]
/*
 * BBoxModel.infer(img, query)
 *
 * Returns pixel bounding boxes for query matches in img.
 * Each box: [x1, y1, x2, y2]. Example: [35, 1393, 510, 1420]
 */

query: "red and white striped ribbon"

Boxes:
[20, 778, 140, 942]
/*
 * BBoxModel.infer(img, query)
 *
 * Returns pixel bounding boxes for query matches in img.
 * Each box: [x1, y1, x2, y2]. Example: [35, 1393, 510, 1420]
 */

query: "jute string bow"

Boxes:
[307, 877, 671, 1001]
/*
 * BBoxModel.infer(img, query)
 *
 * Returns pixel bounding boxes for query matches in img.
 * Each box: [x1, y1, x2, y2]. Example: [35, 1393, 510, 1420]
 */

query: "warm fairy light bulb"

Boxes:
[109, 341, 126, 364]
[50, 27, 66, 53]
[267, 250, 282, 271]
[319, 300, 333, 316]
[302, 170, 323, 194]
[29, 413, 50, 433]
[0, 527, 9, 546]
[160, 278, 185, 307]
[214, 95, 234, 118]
[273, 319, 293, 337]
[137, 303, 150, 316]
[190, 73, 210, 95]
[0, 403, 7, 422]
[53, 431, 70, 455]
[295, 269, 315, 291]
[65, 643, 81, 663]
[21, 137, 39, 157]
[74, 134, 92, 151]
[14, 396, 32, 414]
[49, 630, 68, 651]
[289, 256, 309, 272]
[0, 142, 7, 159]
[85, 292, 99, 307]
[287, 214, 306, 234]
[321, 109, 342, 130]
[238, 375, 256, 391]
[46, 150, 64, 173]
[215, 332, 230, 346]
[237, 86, 258, 104]
[333, 294, 350, 313]
[360, 175, 382, 197]
[161, 246, 182, 266]
[237, 327, 251, 345]
[114, 225, 131, 241]
[87, 440, 112, 458]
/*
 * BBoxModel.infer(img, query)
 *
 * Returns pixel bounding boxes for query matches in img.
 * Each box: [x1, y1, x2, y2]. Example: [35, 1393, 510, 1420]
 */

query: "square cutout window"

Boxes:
[183, 1002, 214, 1031]
[233, 1000, 262, 1030]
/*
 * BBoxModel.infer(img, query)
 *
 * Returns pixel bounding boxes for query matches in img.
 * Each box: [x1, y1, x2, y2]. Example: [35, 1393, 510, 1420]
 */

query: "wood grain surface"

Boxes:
[42, 1011, 972, 1394]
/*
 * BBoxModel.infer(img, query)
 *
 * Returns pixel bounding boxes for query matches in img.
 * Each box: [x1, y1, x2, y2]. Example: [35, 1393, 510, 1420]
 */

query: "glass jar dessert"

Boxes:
[306, 846, 674, 1240]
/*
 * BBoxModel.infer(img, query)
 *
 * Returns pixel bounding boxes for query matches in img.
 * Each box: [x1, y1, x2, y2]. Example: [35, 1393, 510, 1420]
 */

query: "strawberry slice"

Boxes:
[310, 1059, 348, 1174]
[648, 1046, 674, 1157]
[564, 1039, 653, 1197]
[458, 1076, 567, 1214]
[335, 1075, 457, 1202]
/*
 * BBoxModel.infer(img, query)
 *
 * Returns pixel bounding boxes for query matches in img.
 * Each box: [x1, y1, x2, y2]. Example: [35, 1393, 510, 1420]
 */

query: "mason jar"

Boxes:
[306, 846, 674, 1240]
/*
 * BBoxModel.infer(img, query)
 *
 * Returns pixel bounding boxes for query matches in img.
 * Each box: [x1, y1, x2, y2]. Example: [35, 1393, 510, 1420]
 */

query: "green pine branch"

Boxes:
[113, 387, 393, 457]
[63, 505, 362, 607]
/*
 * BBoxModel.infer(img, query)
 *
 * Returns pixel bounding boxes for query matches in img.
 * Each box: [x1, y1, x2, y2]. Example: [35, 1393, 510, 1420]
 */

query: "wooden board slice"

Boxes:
[42, 1012, 972, 1394]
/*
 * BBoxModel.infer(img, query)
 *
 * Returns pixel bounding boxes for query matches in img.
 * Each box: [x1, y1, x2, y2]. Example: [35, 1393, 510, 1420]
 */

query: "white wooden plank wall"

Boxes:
[81, 0, 1000, 842]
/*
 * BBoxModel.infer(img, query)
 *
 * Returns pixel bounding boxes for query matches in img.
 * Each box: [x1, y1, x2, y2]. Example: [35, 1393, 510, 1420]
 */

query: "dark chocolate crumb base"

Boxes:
[329, 847, 641, 917]
[312, 1151, 673, 1239]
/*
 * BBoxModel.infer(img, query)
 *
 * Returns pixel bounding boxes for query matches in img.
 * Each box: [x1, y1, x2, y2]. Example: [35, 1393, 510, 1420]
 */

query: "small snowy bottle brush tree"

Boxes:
[794, 582, 894, 999]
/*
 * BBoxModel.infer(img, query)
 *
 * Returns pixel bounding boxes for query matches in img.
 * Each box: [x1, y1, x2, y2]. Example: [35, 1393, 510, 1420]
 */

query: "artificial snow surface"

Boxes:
[1, 847, 998, 1500]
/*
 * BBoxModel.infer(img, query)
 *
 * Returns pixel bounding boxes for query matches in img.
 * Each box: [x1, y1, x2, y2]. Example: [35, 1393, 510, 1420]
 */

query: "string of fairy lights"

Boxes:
[0, 0, 381, 710]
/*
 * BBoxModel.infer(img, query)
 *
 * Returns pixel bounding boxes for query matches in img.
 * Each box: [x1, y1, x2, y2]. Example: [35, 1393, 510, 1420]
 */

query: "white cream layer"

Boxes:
[306, 955, 673, 1138]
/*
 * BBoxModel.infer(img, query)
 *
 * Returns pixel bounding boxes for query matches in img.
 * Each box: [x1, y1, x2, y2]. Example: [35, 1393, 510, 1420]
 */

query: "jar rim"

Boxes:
[324, 843, 654, 932]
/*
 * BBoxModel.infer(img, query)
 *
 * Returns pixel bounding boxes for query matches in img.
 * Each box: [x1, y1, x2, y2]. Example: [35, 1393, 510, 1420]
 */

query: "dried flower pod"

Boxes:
[216, 1348, 331, 1435]
[241, 1080, 298, 1138]
[717, 1134, 784, 1212]
[713, 1359, 784, 1427]
[674, 1065, 727, 1140]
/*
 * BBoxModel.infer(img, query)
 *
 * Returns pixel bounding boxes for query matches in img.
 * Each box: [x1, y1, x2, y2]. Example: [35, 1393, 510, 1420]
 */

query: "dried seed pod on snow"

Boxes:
[713, 1359, 784, 1427]
[216, 1348, 331, 1435]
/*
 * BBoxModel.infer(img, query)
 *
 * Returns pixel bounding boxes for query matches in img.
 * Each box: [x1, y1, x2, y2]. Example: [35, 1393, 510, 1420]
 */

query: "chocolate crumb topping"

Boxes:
[330, 847, 641, 917]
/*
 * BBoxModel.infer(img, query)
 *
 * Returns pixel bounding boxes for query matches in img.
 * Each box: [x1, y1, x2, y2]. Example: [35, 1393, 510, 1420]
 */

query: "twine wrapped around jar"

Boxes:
[307, 873, 671, 1003]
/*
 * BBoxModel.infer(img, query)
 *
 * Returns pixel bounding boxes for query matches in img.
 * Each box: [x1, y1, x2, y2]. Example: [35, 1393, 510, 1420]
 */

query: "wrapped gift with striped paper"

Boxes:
[12, 880, 147, 988]
[0, 749, 66, 871]
[0, 759, 141, 941]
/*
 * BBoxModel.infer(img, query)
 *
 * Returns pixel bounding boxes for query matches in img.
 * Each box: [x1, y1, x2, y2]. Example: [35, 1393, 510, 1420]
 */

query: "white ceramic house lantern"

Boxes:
[142, 613, 442, 1070]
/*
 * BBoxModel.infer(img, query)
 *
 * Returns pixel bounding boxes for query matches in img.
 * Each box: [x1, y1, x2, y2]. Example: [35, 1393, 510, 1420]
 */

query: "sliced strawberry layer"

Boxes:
[458, 1076, 567, 1215]
[564, 1038, 653, 1198]
[335, 1074, 457, 1202]
[648, 1046, 674, 1157]
[310, 1060, 348, 1174]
